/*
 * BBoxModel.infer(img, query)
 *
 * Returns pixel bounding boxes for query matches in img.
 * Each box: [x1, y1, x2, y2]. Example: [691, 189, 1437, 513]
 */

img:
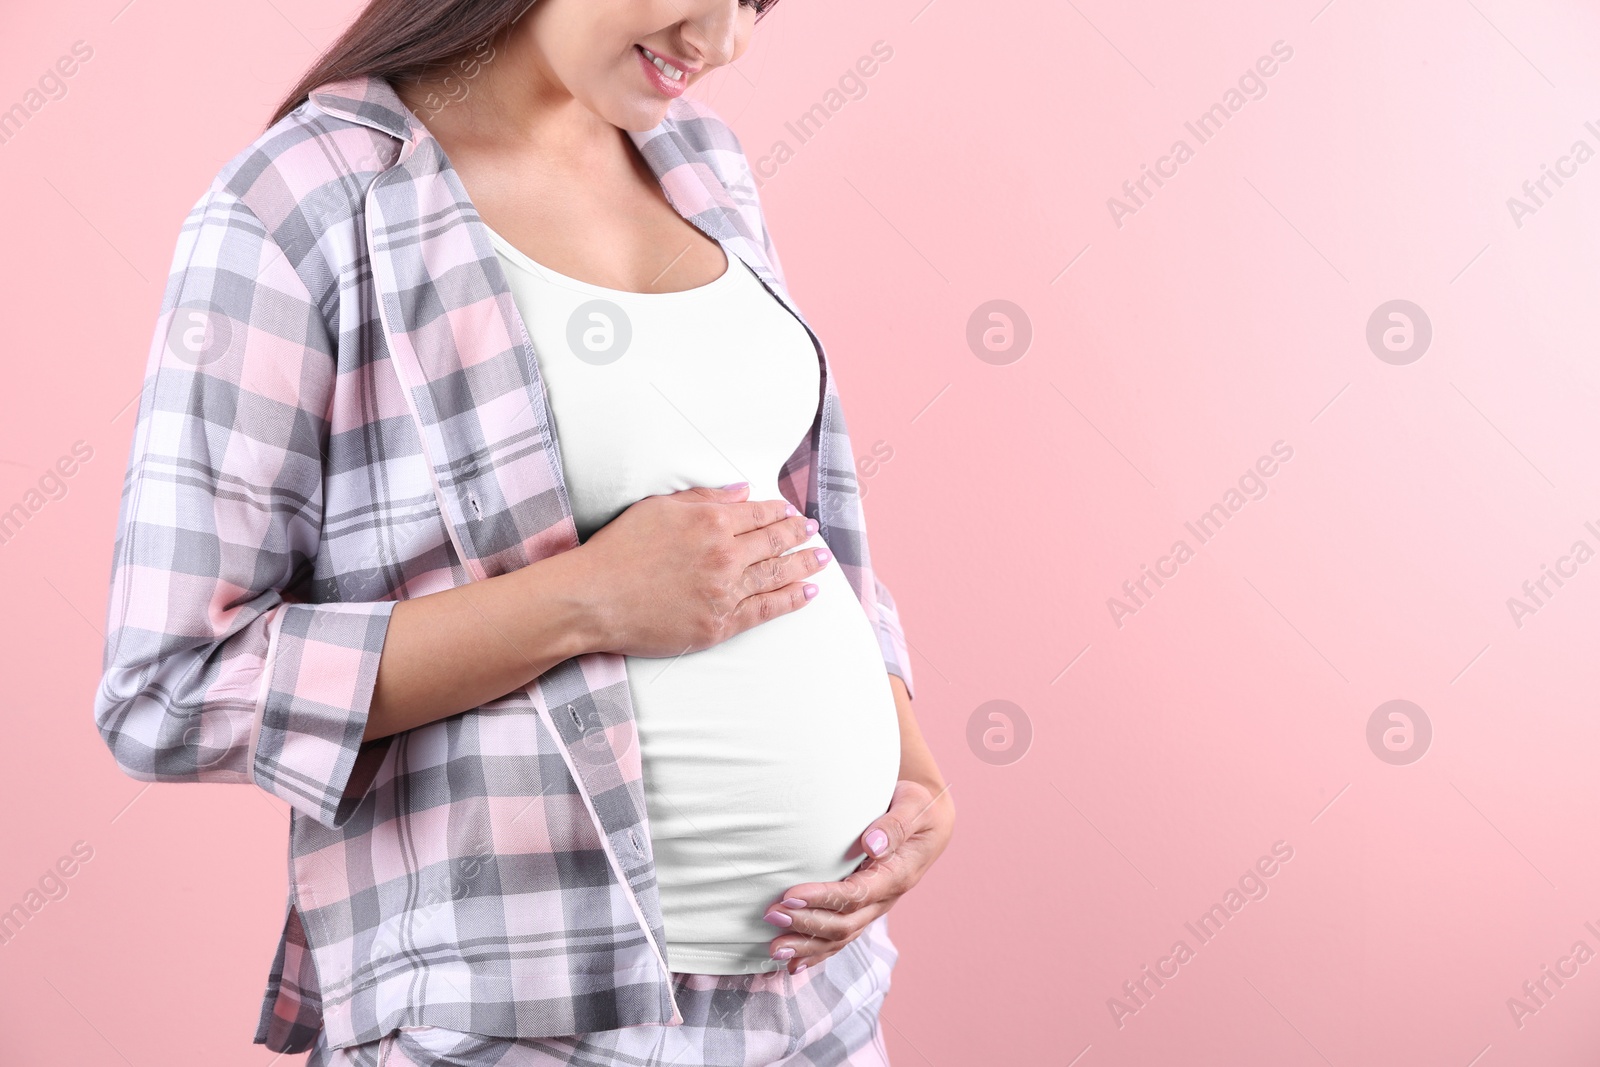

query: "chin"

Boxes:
[606, 100, 673, 132]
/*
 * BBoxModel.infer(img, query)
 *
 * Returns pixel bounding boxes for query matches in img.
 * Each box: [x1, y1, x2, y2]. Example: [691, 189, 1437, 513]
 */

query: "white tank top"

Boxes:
[488, 226, 901, 974]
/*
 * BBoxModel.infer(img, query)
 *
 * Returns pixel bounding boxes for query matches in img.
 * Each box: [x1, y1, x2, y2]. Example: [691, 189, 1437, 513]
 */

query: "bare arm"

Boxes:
[363, 483, 830, 742]
[888, 673, 950, 810]
[363, 548, 601, 741]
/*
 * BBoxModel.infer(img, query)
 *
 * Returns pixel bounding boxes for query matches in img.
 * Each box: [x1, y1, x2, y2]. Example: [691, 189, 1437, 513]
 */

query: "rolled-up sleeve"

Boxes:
[94, 184, 395, 830]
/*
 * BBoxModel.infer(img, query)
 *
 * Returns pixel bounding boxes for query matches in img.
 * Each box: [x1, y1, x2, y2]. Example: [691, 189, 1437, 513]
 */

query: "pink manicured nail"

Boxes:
[865, 829, 889, 856]
[793, 963, 808, 974]
[785, 503, 799, 517]
[772, 947, 795, 960]
[781, 898, 807, 909]
[804, 519, 818, 535]
[802, 583, 818, 601]
[813, 548, 831, 566]
[763, 910, 793, 928]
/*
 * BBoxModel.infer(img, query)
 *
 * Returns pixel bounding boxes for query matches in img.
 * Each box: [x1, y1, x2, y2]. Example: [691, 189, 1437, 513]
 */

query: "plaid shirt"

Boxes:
[92, 74, 915, 1055]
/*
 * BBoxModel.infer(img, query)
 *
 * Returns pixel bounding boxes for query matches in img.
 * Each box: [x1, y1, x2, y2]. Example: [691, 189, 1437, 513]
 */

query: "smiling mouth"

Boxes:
[638, 45, 689, 82]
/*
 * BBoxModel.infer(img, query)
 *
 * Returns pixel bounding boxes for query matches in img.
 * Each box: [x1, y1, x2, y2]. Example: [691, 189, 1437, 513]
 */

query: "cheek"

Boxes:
[579, 54, 675, 131]
[574, 48, 637, 106]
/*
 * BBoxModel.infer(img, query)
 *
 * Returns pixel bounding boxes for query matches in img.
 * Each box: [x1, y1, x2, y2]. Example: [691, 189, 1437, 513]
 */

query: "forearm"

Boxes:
[364, 547, 604, 741]
[890, 674, 951, 811]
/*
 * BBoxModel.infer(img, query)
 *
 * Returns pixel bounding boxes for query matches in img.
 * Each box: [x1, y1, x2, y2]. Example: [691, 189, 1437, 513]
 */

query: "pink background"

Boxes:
[5, 0, 1600, 1063]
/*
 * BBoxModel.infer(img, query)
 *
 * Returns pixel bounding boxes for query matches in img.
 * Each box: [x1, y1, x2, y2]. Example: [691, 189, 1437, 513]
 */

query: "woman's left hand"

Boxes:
[762, 778, 955, 973]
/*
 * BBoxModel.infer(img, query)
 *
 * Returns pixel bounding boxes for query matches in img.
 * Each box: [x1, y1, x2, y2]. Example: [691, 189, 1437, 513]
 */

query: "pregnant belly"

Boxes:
[624, 533, 901, 974]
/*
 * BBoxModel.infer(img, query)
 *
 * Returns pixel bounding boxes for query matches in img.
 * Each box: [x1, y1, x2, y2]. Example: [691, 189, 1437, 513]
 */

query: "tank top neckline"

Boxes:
[484, 222, 738, 300]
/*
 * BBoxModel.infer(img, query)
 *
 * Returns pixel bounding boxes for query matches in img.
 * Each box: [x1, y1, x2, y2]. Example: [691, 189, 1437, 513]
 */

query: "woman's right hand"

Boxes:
[573, 482, 830, 658]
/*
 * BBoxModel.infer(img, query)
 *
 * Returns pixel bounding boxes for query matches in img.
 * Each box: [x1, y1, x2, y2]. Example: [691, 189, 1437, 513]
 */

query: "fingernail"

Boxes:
[813, 548, 831, 566]
[785, 503, 799, 517]
[802, 583, 818, 600]
[804, 519, 818, 535]
[722, 481, 749, 490]
[781, 898, 807, 909]
[865, 829, 889, 856]
[793, 963, 808, 974]
[772, 947, 795, 960]
[763, 910, 793, 928]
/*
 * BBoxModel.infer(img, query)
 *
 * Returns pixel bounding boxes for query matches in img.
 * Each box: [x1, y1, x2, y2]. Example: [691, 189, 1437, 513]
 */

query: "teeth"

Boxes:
[641, 47, 685, 81]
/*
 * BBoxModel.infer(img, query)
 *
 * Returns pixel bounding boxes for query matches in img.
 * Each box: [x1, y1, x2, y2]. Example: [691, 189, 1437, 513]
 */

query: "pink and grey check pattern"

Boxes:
[306, 915, 898, 1067]
[92, 72, 914, 1056]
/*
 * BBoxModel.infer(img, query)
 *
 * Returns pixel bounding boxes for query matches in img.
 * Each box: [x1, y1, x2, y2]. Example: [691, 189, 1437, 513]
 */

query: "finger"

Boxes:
[671, 483, 797, 539]
[671, 481, 752, 503]
[768, 929, 859, 972]
[738, 539, 831, 596]
[721, 492, 804, 540]
[724, 581, 817, 633]
[764, 898, 878, 942]
[778, 863, 897, 915]
[858, 780, 929, 861]
[731, 509, 815, 570]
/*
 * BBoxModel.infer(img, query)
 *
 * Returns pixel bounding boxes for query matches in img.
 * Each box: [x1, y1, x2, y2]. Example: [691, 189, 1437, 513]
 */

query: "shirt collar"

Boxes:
[307, 74, 427, 147]
[306, 72, 757, 249]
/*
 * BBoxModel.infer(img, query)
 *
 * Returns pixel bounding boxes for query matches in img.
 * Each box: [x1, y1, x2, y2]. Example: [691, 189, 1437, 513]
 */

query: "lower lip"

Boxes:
[635, 46, 689, 98]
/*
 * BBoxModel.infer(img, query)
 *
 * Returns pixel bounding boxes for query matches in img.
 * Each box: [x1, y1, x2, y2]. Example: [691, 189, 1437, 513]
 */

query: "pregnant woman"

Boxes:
[92, 0, 953, 1064]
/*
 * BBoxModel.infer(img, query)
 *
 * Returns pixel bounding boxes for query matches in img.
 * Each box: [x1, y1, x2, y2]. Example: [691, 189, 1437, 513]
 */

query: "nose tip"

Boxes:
[681, 5, 742, 68]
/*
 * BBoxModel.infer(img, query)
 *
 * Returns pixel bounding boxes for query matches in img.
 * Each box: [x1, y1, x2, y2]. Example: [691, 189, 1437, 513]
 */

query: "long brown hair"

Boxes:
[267, 0, 535, 128]
[267, 0, 781, 130]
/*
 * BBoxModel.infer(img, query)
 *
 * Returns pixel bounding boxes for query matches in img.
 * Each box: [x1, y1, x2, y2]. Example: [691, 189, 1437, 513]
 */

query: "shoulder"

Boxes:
[211, 95, 401, 222]
[173, 91, 403, 305]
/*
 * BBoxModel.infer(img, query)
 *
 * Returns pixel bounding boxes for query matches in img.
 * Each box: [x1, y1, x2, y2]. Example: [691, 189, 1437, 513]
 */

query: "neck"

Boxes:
[395, 35, 616, 164]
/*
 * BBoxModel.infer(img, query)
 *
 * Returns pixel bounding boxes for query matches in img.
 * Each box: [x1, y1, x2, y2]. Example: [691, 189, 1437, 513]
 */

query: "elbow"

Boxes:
[94, 664, 152, 779]
[92, 660, 255, 785]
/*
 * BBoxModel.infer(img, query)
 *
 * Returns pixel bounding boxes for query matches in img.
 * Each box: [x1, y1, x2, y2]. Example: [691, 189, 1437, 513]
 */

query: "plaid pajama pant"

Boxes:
[305, 918, 897, 1067]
